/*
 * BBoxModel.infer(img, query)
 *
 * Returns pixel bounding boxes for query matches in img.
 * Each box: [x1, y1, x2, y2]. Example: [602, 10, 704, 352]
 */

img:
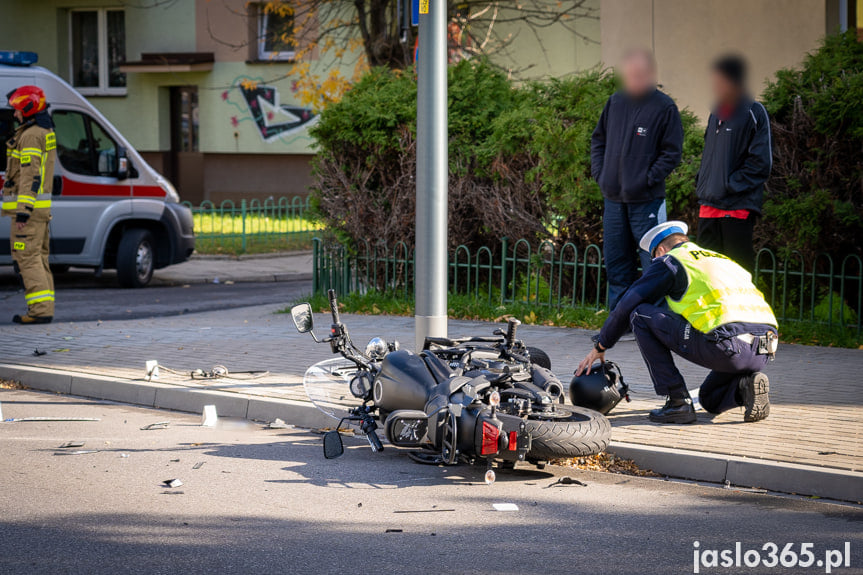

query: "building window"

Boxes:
[70, 9, 126, 95]
[257, 4, 295, 61]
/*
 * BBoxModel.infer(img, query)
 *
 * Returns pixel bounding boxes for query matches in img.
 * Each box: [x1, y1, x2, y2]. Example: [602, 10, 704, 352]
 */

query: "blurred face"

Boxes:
[13, 109, 23, 123]
[621, 53, 656, 99]
[711, 70, 740, 106]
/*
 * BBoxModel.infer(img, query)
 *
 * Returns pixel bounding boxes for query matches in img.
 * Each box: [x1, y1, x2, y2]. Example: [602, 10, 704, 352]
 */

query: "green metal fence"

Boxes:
[182, 197, 319, 255]
[312, 236, 863, 334]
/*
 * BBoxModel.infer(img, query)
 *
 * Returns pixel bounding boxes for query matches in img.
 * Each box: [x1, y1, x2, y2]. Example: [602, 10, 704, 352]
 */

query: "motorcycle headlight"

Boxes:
[365, 337, 388, 360]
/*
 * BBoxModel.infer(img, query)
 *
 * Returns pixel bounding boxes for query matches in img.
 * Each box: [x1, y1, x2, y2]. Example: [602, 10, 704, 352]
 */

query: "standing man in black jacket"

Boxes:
[696, 55, 773, 274]
[591, 48, 683, 311]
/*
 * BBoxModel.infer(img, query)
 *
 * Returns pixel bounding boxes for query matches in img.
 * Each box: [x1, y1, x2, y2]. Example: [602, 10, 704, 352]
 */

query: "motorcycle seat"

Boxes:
[420, 351, 455, 384]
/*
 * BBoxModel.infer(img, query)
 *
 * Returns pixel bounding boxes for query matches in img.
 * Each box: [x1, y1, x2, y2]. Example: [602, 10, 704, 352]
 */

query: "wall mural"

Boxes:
[223, 77, 317, 143]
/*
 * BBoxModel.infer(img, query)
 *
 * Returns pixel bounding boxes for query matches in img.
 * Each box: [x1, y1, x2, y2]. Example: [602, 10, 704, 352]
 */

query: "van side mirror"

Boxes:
[116, 147, 129, 180]
[290, 303, 314, 334]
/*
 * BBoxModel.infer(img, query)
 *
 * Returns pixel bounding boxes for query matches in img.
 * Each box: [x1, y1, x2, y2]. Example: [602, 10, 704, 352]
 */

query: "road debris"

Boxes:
[201, 405, 218, 427]
[58, 441, 86, 449]
[120, 453, 129, 458]
[161, 491, 185, 495]
[55, 450, 99, 455]
[32, 349, 47, 357]
[723, 480, 767, 494]
[492, 503, 519, 512]
[546, 476, 588, 488]
[384, 529, 403, 533]
[52, 348, 70, 353]
[163, 479, 184, 488]
[192, 462, 205, 470]
[266, 418, 290, 429]
[141, 421, 170, 430]
[10, 417, 100, 422]
[394, 509, 455, 513]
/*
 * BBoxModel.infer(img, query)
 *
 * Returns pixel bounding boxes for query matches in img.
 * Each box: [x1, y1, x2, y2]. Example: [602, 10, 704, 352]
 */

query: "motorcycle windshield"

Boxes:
[303, 357, 366, 422]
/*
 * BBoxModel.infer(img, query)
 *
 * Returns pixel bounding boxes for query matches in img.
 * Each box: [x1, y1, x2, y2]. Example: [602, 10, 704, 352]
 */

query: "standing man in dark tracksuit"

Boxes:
[577, 221, 778, 425]
[696, 55, 773, 274]
[591, 48, 683, 311]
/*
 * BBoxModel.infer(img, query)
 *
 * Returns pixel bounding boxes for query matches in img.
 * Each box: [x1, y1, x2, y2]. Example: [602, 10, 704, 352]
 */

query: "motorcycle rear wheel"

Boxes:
[524, 405, 610, 460]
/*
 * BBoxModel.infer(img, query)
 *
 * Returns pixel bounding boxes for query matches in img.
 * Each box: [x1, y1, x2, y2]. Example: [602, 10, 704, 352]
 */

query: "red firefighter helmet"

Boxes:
[7, 85, 47, 117]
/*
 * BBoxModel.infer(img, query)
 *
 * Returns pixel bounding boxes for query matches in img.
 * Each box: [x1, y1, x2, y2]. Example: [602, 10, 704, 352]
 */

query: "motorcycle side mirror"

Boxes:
[323, 430, 344, 459]
[290, 303, 315, 334]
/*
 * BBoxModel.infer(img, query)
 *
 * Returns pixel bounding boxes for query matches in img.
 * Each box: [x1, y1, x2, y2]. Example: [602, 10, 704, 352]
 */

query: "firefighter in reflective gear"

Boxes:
[577, 221, 778, 424]
[2, 86, 55, 324]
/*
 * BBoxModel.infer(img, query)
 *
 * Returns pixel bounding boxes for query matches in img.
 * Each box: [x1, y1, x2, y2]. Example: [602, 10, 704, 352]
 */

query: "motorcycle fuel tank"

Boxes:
[373, 350, 437, 411]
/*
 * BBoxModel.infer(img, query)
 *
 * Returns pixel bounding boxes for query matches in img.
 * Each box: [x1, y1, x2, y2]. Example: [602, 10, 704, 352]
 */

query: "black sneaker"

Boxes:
[740, 372, 770, 422]
[649, 397, 697, 424]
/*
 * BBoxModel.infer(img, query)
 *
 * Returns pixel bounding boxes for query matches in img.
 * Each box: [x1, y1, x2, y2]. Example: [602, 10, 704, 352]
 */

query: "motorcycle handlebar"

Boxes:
[327, 289, 341, 324]
[505, 318, 520, 346]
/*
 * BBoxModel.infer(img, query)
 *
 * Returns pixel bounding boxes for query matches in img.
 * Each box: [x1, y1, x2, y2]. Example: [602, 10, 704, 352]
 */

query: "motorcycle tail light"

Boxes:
[480, 421, 500, 455]
[508, 431, 517, 451]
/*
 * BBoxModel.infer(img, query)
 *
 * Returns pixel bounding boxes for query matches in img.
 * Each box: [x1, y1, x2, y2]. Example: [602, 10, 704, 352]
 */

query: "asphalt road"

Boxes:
[0, 269, 310, 321]
[1, 390, 860, 575]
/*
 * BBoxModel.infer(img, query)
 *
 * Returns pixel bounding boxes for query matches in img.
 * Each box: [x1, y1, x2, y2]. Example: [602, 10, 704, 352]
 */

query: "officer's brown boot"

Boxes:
[12, 314, 53, 325]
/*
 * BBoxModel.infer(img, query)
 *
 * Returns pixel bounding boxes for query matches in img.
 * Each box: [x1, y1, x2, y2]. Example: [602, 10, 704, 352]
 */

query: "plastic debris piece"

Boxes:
[201, 405, 218, 427]
[393, 509, 455, 514]
[163, 479, 183, 488]
[145, 360, 160, 381]
[55, 450, 99, 455]
[484, 469, 496, 485]
[141, 421, 170, 430]
[120, 453, 129, 458]
[62, 336, 74, 341]
[161, 491, 185, 495]
[547, 476, 588, 488]
[169, 459, 181, 463]
[33, 349, 47, 356]
[52, 348, 70, 353]
[266, 418, 290, 429]
[492, 503, 519, 512]
[11, 417, 99, 422]
[58, 441, 85, 448]
[384, 529, 403, 533]
[192, 462, 205, 470]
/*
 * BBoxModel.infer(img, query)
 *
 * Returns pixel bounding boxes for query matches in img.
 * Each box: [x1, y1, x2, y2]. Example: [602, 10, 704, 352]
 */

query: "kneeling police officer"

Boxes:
[577, 221, 778, 424]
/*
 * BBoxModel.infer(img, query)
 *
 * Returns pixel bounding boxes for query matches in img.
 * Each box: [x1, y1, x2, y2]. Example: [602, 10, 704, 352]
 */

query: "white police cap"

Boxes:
[639, 220, 689, 255]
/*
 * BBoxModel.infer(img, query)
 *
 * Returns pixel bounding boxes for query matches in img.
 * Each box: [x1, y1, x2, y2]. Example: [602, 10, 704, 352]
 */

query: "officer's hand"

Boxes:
[15, 221, 26, 231]
[576, 348, 605, 376]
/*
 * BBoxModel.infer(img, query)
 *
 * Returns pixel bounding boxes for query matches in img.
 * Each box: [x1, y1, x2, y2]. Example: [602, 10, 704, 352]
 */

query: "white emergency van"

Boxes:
[0, 51, 194, 287]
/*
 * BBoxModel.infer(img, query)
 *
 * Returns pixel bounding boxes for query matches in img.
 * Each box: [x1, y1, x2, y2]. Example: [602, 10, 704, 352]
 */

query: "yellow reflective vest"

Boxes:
[1, 121, 55, 222]
[666, 242, 778, 333]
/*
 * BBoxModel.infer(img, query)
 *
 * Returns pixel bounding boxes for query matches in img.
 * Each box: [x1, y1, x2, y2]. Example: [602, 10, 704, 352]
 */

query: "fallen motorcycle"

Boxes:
[290, 290, 610, 475]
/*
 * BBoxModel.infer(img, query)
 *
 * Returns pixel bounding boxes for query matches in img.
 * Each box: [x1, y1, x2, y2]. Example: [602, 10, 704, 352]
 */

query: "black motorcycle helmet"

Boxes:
[569, 361, 630, 415]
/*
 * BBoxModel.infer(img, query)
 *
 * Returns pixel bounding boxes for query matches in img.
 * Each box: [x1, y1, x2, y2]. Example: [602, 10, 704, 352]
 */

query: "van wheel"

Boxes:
[117, 229, 155, 288]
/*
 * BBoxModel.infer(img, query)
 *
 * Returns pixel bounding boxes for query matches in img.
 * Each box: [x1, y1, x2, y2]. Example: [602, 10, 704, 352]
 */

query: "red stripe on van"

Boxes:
[133, 185, 167, 198]
[62, 178, 132, 197]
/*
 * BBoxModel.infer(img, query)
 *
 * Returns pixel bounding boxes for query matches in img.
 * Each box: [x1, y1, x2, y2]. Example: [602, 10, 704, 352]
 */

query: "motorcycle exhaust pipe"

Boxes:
[531, 365, 565, 402]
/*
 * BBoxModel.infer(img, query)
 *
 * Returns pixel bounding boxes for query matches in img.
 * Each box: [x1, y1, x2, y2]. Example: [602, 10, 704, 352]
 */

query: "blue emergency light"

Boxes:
[0, 51, 38, 66]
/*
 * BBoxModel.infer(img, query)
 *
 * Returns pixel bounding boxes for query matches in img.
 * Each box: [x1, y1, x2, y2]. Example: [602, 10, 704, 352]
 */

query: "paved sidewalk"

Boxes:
[152, 252, 313, 285]
[0, 305, 860, 476]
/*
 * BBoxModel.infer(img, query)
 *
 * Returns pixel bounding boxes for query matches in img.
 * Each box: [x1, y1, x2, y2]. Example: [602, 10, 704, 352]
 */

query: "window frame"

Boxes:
[68, 8, 127, 96]
[257, 5, 296, 62]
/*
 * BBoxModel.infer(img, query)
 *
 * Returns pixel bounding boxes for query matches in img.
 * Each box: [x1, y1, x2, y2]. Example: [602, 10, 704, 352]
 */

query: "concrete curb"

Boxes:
[151, 272, 313, 286]
[608, 442, 863, 503]
[3, 363, 861, 502]
[190, 250, 312, 261]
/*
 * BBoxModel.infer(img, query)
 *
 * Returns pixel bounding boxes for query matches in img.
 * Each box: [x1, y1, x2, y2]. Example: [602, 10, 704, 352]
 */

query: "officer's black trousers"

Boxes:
[629, 304, 771, 414]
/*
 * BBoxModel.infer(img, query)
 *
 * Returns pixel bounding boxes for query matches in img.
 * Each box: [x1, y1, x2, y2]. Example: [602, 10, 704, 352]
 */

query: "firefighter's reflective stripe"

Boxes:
[21, 147, 42, 158]
[17, 196, 35, 206]
[2, 201, 18, 210]
[25, 290, 55, 304]
[45, 133, 56, 150]
[8, 149, 20, 158]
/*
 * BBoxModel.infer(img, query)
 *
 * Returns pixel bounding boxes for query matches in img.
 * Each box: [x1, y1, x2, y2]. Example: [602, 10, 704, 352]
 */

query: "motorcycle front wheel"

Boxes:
[524, 405, 611, 460]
